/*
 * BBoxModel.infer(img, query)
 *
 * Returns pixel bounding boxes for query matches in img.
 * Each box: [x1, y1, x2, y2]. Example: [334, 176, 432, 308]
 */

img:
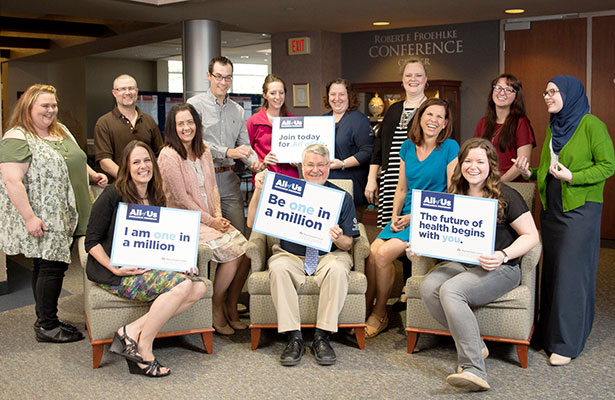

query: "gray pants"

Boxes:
[215, 170, 246, 236]
[419, 261, 520, 379]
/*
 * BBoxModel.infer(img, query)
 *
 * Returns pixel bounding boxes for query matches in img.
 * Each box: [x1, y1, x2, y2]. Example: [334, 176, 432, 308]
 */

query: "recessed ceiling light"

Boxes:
[373, 21, 390, 26]
[505, 9, 525, 14]
[240, 55, 249, 59]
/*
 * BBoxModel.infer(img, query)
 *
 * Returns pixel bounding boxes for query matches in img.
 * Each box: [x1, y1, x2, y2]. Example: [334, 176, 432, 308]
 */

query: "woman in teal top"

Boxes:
[364, 98, 459, 338]
[515, 75, 615, 366]
[0, 84, 107, 344]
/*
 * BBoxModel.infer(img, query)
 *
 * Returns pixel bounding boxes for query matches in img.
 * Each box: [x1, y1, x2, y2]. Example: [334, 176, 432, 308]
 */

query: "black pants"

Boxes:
[32, 258, 69, 329]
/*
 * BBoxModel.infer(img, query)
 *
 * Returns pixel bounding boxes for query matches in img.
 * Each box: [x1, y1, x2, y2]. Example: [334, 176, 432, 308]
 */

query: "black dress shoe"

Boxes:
[35, 319, 79, 333]
[280, 337, 305, 366]
[312, 335, 336, 365]
[34, 325, 84, 343]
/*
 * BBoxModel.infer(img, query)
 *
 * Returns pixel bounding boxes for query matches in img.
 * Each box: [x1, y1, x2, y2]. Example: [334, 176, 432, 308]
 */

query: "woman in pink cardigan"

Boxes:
[158, 103, 250, 336]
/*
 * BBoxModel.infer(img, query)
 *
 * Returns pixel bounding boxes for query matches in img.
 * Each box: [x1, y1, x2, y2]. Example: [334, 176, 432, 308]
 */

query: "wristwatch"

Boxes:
[499, 250, 509, 263]
[341, 159, 346, 170]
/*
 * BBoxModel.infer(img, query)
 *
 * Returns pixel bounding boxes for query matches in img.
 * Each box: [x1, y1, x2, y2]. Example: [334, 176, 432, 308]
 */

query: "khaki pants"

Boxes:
[268, 244, 352, 333]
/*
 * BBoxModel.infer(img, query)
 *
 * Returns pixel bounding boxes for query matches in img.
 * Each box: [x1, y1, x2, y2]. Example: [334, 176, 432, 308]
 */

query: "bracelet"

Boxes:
[341, 159, 345, 170]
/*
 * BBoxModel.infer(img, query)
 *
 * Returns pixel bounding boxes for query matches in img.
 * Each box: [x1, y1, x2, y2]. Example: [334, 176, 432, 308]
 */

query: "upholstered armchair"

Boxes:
[78, 237, 215, 368]
[405, 182, 542, 368]
[245, 179, 370, 350]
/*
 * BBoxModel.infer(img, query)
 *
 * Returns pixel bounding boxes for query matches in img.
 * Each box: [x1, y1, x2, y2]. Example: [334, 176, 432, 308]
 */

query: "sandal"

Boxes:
[365, 313, 389, 339]
[126, 358, 171, 378]
[109, 326, 143, 363]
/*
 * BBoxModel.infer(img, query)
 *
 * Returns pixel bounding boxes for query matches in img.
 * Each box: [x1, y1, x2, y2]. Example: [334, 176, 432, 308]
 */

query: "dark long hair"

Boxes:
[163, 103, 205, 160]
[261, 74, 290, 117]
[115, 140, 166, 206]
[482, 73, 528, 152]
[408, 98, 452, 148]
[449, 138, 506, 221]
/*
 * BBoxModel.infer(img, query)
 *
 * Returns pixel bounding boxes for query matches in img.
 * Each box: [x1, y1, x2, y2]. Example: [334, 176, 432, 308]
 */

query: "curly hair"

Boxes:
[408, 98, 453, 148]
[163, 103, 206, 160]
[323, 78, 360, 111]
[449, 137, 506, 221]
[115, 140, 166, 207]
[261, 74, 290, 117]
[481, 73, 529, 152]
[6, 84, 66, 139]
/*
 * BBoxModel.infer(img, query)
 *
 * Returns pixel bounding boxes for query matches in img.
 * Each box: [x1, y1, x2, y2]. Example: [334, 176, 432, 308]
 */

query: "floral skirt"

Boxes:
[99, 270, 200, 302]
[202, 228, 248, 263]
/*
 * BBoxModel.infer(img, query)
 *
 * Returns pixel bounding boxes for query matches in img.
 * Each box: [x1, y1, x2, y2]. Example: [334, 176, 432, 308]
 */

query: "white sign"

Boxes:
[252, 172, 345, 252]
[271, 116, 335, 163]
[110, 203, 201, 272]
[409, 190, 497, 265]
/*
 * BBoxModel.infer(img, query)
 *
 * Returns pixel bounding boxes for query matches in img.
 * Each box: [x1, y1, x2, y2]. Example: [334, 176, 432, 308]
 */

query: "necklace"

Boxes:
[400, 95, 427, 130]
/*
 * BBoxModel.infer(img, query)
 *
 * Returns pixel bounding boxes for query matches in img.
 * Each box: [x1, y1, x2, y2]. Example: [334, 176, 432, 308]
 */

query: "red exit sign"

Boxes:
[288, 37, 311, 55]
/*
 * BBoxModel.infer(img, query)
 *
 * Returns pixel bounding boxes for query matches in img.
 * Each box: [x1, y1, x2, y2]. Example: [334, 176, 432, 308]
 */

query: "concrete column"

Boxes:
[183, 20, 220, 100]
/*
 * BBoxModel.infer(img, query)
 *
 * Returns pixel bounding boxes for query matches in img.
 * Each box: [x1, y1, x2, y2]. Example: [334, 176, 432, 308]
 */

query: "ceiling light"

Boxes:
[240, 55, 249, 59]
[373, 21, 390, 26]
[505, 9, 525, 14]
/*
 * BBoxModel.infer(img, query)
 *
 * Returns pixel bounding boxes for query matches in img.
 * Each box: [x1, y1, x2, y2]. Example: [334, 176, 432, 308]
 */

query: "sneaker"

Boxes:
[311, 335, 336, 366]
[446, 371, 491, 391]
[280, 337, 305, 366]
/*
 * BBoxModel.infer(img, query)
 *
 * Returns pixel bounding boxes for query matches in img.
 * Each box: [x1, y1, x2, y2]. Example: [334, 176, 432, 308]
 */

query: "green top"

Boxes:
[528, 114, 615, 212]
[0, 130, 91, 236]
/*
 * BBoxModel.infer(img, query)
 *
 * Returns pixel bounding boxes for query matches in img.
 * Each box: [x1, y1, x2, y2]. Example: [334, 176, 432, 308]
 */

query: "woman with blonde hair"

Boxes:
[0, 84, 107, 343]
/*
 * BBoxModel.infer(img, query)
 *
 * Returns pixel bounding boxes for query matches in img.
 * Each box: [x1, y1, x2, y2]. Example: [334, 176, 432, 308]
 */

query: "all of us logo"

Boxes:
[126, 204, 161, 223]
[279, 117, 304, 129]
[272, 174, 306, 197]
[421, 191, 454, 212]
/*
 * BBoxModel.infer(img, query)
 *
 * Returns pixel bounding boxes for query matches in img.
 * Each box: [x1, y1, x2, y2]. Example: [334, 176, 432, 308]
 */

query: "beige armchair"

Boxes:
[78, 237, 215, 368]
[245, 179, 370, 350]
[405, 182, 541, 368]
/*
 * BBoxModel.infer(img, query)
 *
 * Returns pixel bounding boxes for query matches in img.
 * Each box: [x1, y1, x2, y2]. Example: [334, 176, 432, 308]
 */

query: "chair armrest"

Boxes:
[71, 236, 87, 270]
[352, 223, 370, 274]
[520, 241, 542, 287]
[409, 254, 437, 276]
[246, 231, 268, 272]
[197, 245, 214, 277]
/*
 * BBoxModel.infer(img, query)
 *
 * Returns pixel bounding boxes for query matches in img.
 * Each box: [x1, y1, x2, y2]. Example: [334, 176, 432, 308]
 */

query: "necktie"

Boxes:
[304, 247, 319, 276]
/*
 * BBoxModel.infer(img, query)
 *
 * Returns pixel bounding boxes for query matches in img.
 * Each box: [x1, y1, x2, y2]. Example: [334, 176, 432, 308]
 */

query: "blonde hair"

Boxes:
[6, 84, 66, 138]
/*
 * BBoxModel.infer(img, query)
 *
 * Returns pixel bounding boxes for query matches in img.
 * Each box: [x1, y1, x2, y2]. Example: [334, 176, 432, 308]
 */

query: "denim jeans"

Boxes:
[420, 261, 520, 379]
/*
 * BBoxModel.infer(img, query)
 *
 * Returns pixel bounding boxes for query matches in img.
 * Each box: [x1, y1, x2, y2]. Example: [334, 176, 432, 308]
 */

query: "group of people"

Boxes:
[0, 55, 612, 389]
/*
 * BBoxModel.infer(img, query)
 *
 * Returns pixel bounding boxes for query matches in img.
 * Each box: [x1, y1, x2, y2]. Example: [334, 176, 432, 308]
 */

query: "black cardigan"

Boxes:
[369, 101, 412, 171]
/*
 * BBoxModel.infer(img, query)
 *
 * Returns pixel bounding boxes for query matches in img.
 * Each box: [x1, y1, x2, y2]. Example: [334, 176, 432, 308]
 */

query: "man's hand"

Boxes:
[227, 145, 252, 159]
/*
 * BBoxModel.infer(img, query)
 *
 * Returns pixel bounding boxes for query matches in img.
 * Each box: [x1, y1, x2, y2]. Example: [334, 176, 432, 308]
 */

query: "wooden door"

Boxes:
[591, 15, 615, 239]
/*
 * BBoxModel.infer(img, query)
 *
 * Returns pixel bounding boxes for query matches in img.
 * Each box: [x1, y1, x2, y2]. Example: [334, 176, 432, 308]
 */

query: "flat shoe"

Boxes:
[213, 321, 235, 335]
[549, 353, 571, 366]
[223, 304, 247, 331]
[34, 325, 84, 343]
[446, 371, 490, 391]
[365, 313, 389, 339]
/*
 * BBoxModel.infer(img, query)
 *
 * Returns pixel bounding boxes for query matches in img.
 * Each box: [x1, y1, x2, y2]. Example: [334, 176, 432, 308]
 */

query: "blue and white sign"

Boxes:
[271, 116, 335, 163]
[410, 189, 497, 265]
[252, 172, 345, 252]
[110, 203, 201, 272]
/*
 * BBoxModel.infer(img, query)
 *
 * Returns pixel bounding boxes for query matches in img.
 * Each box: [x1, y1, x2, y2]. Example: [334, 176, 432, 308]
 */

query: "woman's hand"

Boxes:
[478, 251, 506, 271]
[25, 215, 48, 238]
[364, 178, 378, 204]
[254, 170, 267, 190]
[329, 158, 343, 170]
[263, 152, 278, 166]
[114, 266, 150, 276]
[390, 214, 410, 233]
[185, 266, 199, 276]
[405, 241, 417, 257]
[512, 156, 531, 179]
[549, 162, 573, 183]
[211, 216, 230, 232]
[92, 172, 108, 188]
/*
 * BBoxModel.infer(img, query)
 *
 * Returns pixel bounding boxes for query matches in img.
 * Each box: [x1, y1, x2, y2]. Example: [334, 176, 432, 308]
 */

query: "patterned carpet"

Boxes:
[1, 247, 614, 399]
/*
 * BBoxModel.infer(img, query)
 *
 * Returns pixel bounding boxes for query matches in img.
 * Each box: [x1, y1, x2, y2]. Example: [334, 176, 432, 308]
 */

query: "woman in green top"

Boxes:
[0, 84, 107, 343]
[515, 75, 615, 366]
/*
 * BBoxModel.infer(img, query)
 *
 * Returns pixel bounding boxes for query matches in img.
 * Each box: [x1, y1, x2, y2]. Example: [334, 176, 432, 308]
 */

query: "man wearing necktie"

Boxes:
[247, 144, 359, 366]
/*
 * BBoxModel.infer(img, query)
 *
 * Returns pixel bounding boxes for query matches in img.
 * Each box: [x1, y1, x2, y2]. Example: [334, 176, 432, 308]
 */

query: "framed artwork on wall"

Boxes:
[292, 83, 310, 108]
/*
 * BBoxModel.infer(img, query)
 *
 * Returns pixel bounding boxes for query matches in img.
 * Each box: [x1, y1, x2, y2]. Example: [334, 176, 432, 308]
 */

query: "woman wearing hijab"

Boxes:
[515, 75, 615, 366]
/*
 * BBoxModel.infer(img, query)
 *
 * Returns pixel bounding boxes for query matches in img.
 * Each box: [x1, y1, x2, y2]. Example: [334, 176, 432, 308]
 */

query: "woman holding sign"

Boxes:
[159, 103, 250, 336]
[365, 98, 459, 338]
[515, 75, 614, 366]
[85, 141, 207, 377]
[323, 78, 374, 209]
[247, 74, 299, 179]
[419, 138, 539, 391]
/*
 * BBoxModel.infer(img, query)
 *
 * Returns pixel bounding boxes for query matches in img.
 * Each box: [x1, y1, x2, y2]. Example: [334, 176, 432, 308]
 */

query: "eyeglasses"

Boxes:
[211, 73, 233, 83]
[493, 85, 516, 95]
[304, 163, 328, 169]
[113, 86, 137, 93]
[542, 89, 560, 98]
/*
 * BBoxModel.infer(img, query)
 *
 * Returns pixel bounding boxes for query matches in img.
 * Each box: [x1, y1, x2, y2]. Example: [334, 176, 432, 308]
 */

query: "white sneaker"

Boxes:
[446, 371, 491, 391]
